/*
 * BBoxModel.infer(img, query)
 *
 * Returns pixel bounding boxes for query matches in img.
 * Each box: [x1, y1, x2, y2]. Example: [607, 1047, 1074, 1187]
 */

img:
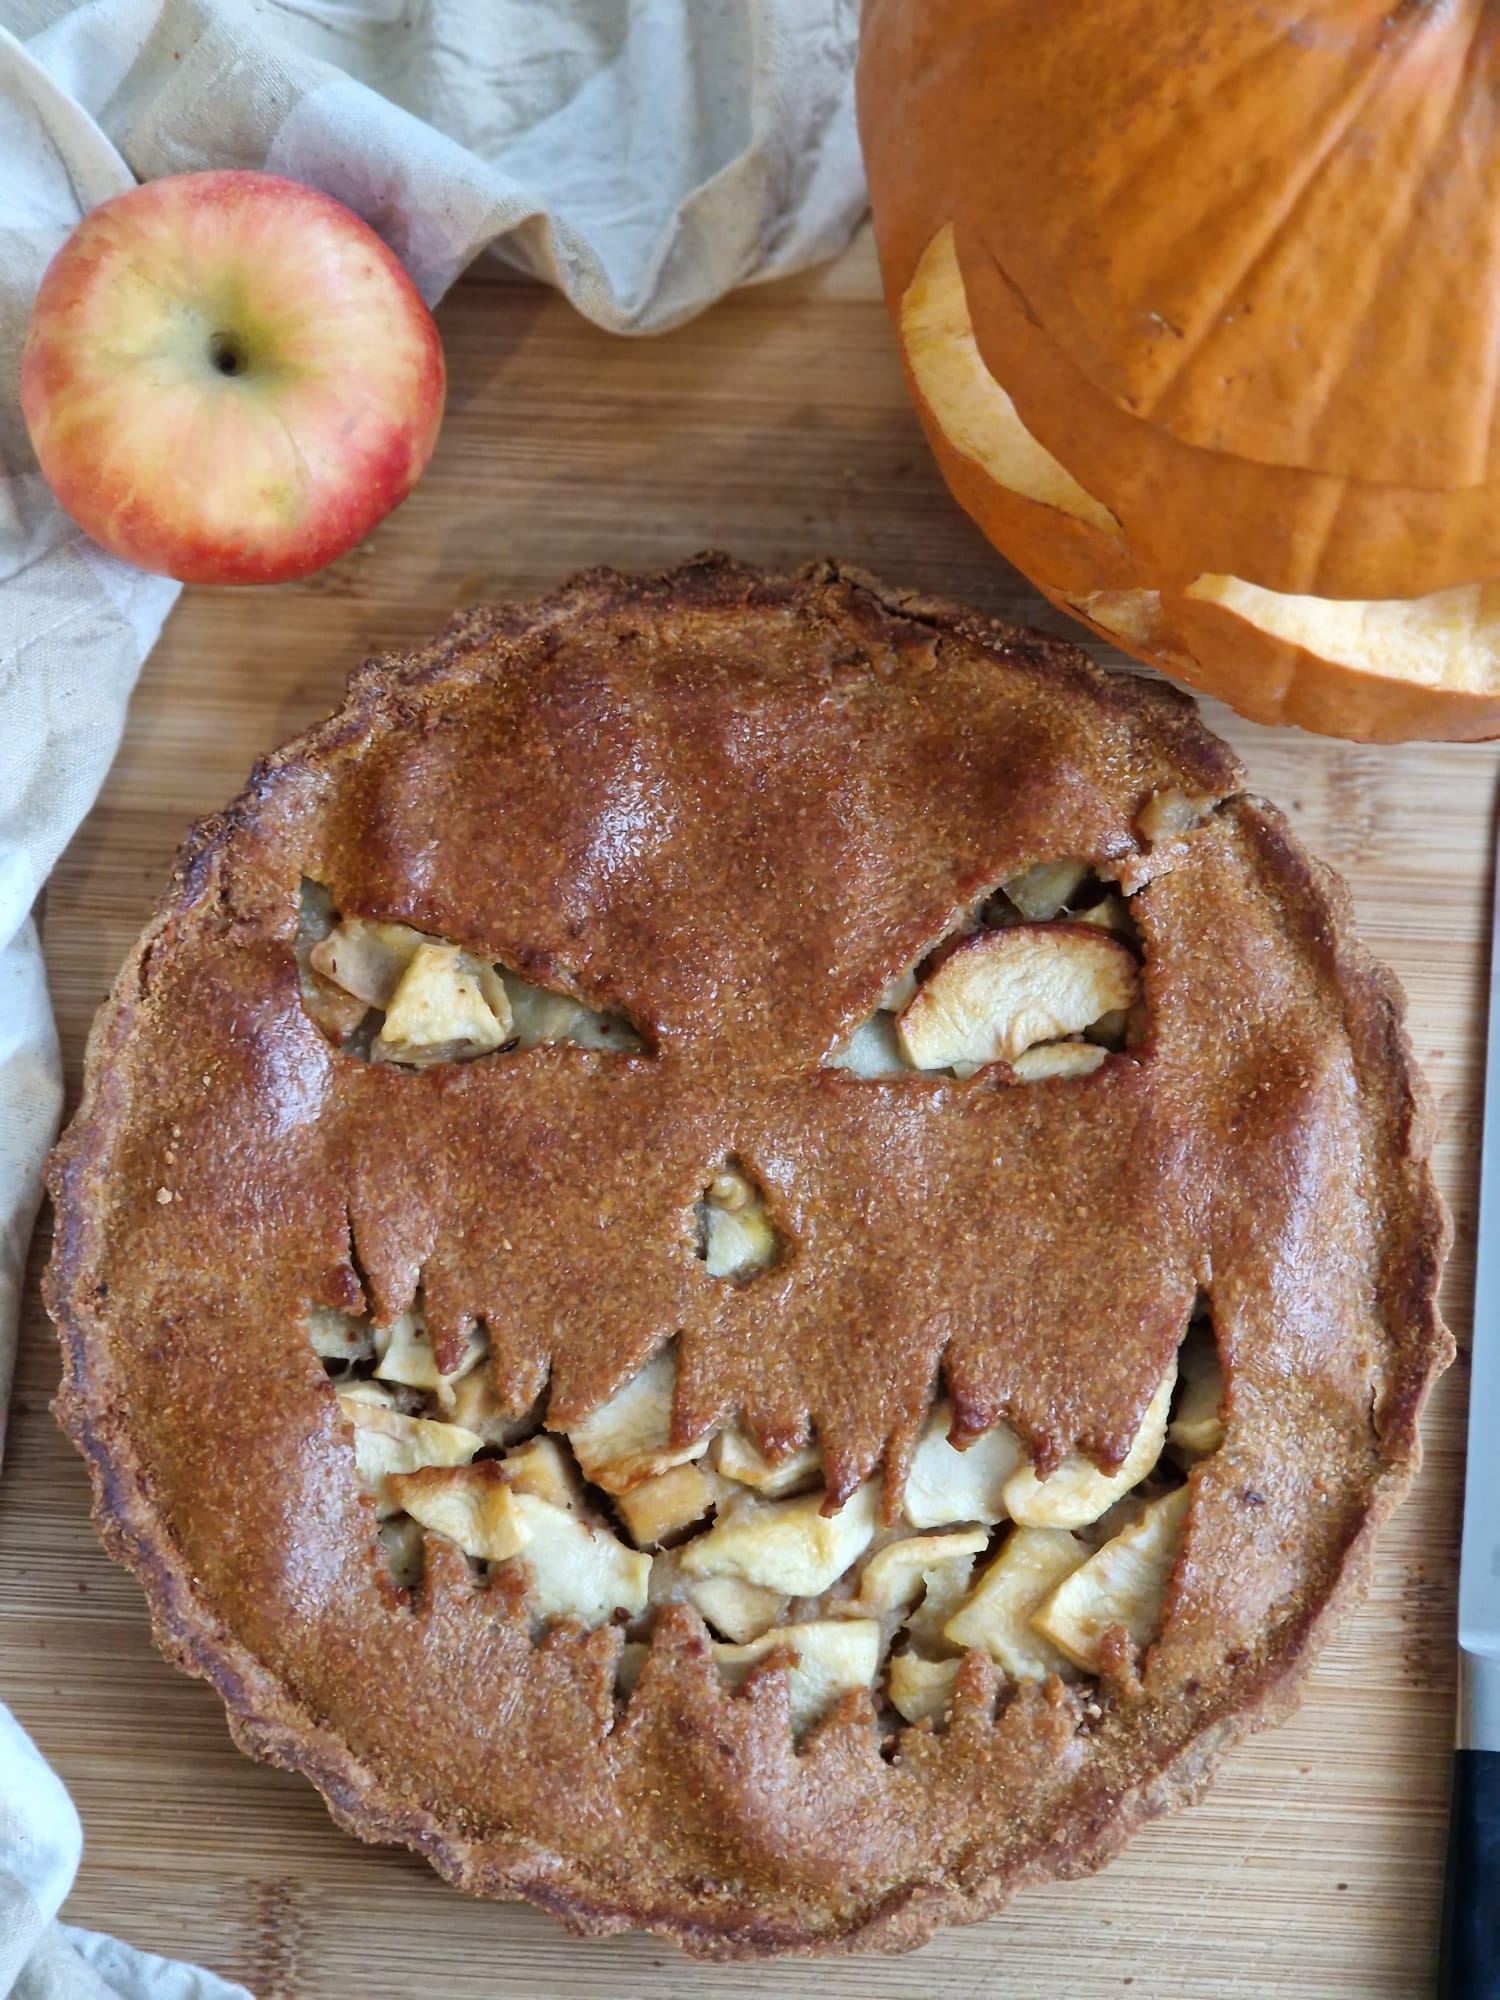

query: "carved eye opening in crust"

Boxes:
[296, 880, 644, 1065]
[828, 858, 1147, 1083]
[311, 1295, 1227, 1742]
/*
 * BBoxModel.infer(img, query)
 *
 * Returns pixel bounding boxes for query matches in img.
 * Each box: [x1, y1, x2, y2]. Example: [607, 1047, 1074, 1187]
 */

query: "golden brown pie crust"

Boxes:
[46, 556, 1451, 1956]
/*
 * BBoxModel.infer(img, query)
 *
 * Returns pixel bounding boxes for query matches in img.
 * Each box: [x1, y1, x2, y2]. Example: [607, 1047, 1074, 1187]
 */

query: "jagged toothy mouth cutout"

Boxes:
[315, 1299, 1223, 1736]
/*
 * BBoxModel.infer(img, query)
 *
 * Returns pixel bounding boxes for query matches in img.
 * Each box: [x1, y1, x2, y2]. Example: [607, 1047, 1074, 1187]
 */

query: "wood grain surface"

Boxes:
[1, 230, 1490, 1999]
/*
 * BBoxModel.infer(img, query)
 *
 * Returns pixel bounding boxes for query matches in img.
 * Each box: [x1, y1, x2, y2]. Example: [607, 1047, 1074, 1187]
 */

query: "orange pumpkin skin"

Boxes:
[869, 0, 1500, 490]
[860, 0, 1500, 743]
[957, 247, 1500, 608]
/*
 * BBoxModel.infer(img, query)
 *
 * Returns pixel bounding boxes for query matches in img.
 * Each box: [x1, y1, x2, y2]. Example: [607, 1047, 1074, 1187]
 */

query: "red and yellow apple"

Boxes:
[20, 170, 445, 585]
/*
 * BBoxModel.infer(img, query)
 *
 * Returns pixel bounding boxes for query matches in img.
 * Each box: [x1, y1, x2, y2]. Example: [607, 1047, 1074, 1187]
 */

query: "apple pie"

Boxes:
[46, 556, 1451, 1957]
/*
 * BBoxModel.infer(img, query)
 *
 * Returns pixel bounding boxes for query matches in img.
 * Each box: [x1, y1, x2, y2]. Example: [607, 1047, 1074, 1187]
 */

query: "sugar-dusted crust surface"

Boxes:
[46, 556, 1452, 1957]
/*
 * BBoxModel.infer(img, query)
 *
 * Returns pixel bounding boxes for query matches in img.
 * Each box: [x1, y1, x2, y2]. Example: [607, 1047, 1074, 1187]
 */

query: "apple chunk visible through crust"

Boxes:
[1030, 1486, 1192, 1673]
[562, 1347, 709, 1494]
[1003, 1358, 1176, 1529]
[828, 859, 1143, 1085]
[898, 924, 1140, 1071]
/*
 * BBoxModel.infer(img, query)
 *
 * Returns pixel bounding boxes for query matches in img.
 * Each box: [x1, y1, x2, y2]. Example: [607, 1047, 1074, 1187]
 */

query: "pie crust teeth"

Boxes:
[45, 556, 1452, 1959]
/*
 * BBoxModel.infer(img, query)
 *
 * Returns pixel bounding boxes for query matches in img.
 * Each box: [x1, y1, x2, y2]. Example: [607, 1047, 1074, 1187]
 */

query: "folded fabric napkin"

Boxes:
[0, 4, 863, 1990]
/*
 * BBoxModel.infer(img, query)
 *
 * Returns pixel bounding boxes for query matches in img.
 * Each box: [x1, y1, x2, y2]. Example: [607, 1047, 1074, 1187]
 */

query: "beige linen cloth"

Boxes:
[0, 4, 863, 1991]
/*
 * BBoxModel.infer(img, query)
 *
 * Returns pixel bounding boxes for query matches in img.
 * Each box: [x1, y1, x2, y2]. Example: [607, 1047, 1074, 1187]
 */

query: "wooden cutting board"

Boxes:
[2, 230, 1487, 2000]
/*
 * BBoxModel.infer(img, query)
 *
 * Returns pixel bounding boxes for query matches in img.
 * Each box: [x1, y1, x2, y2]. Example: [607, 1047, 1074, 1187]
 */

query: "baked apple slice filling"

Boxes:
[695, 1162, 784, 1281]
[296, 882, 642, 1064]
[829, 861, 1145, 1082]
[313, 1298, 1224, 1736]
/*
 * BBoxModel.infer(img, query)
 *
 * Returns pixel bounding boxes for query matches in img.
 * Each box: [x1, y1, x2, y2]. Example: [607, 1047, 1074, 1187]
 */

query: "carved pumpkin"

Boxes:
[859, 0, 1500, 741]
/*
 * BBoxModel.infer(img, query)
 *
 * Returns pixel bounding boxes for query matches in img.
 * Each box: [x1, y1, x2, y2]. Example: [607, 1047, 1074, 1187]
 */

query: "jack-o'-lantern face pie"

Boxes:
[48, 559, 1450, 1958]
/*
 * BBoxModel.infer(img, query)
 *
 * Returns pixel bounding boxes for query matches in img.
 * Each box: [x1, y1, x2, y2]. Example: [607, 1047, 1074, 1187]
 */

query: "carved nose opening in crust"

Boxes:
[694, 1158, 786, 1282]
